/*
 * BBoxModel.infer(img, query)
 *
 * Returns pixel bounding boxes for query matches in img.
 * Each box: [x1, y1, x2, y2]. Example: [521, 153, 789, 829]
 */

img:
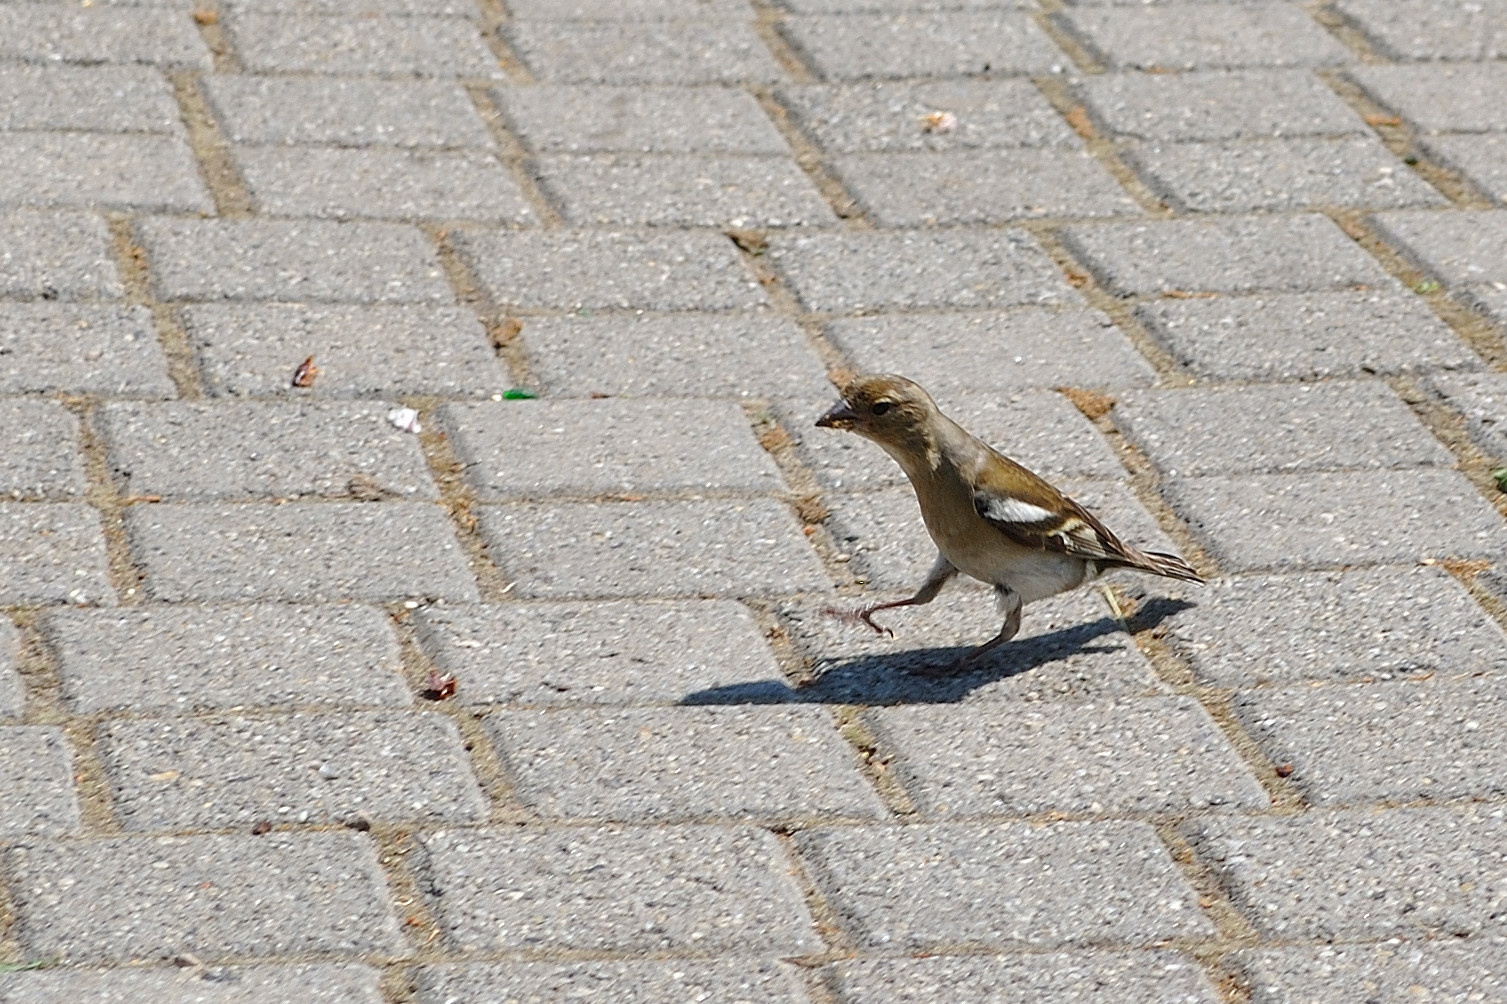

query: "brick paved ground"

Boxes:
[0, 1, 1505, 1002]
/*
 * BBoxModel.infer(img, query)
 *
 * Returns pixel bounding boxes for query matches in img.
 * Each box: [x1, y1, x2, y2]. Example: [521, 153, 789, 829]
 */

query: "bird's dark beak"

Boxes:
[816, 399, 858, 429]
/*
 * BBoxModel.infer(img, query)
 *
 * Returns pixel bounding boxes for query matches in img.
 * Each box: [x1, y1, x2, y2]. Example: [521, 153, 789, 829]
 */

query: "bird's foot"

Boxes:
[822, 605, 895, 638]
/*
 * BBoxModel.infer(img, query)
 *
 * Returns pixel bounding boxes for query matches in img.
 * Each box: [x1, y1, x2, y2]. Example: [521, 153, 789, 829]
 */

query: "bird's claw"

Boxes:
[821, 605, 894, 637]
[858, 608, 894, 637]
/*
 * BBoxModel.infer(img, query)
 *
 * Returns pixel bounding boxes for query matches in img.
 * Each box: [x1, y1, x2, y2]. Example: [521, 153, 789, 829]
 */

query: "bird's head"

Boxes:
[815, 373, 938, 446]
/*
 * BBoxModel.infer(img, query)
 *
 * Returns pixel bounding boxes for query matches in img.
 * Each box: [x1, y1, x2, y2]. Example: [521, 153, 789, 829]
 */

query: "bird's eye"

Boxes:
[872, 401, 893, 416]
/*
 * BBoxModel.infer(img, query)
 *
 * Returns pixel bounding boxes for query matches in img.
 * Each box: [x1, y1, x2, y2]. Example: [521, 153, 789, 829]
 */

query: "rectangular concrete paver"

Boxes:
[496, 84, 788, 155]
[226, 14, 503, 77]
[441, 398, 783, 498]
[0, 727, 80, 838]
[415, 961, 811, 1004]
[0, 964, 385, 1004]
[1334, 0, 1507, 60]
[1351, 63, 1507, 133]
[413, 599, 790, 706]
[2, 832, 408, 962]
[0, 133, 212, 214]
[99, 400, 440, 501]
[782, 12, 1065, 79]
[1185, 806, 1507, 940]
[0, 400, 88, 500]
[484, 706, 886, 822]
[829, 952, 1221, 1004]
[44, 604, 412, 714]
[0, 5, 211, 69]
[478, 499, 830, 599]
[522, 312, 832, 399]
[504, 21, 785, 84]
[826, 308, 1156, 394]
[1113, 381, 1453, 477]
[1428, 372, 1507, 462]
[0, 303, 175, 397]
[0, 504, 114, 607]
[1372, 209, 1507, 289]
[0, 63, 182, 135]
[417, 825, 821, 954]
[1417, 133, 1507, 202]
[769, 229, 1083, 312]
[1165, 470, 1507, 572]
[0, 210, 121, 301]
[135, 217, 452, 304]
[99, 711, 488, 829]
[796, 820, 1213, 950]
[126, 502, 480, 603]
[185, 303, 506, 399]
[870, 696, 1267, 817]
[1234, 942, 1507, 1004]
[1157, 566, 1507, 689]
[1059, 3, 1352, 70]
[450, 228, 765, 310]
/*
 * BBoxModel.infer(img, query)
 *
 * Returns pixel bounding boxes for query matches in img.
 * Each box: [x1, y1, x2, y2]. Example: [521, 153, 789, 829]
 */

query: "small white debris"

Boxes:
[921, 110, 958, 134]
[387, 407, 422, 434]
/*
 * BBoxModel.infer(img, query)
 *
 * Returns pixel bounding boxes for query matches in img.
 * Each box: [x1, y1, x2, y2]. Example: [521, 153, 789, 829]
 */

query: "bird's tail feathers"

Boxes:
[1128, 548, 1204, 584]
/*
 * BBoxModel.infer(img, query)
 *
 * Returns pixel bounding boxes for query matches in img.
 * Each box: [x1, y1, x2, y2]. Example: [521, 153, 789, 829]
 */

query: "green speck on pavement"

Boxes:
[502, 388, 537, 400]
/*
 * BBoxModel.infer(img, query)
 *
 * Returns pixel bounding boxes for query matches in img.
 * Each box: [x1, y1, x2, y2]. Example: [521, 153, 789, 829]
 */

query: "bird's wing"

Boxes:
[968, 450, 1134, 564]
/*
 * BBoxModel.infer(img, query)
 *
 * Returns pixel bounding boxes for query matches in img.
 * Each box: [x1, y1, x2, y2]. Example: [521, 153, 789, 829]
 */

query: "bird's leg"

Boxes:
[832, 553, 957, 637]
[911, 587, 1022, 677]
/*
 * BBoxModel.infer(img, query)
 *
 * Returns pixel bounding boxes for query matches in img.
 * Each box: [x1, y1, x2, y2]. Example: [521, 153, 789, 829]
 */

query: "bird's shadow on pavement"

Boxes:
[679, 596, 1195, 706]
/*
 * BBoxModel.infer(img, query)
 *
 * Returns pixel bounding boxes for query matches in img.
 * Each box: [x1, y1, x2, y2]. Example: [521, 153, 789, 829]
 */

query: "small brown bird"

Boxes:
[817, 374, 1202, 674]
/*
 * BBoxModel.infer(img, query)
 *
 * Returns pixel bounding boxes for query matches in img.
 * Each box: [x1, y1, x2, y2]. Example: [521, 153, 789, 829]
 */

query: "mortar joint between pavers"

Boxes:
[470, 0, 532, 83]
[1389, 373, 1507, 538]
[748, 88, 869, 227]
[1182, 685, 1309, 812]
[829, 705, 916, 819]
[378, 963, 421, 1004]
[740, 598, 824, 689]
[1317, 69, 1498, 209]
[370, 825, 451, 967]
[188, 0, 242, 75]
[769, 828, 864, 959]
[1154, 822, 1266, 953]
[103, 216, 208, 401]
[403, 396, 519, 604]
[1333, 212, 1507, 368]
[1307, 0, 1388, 64]
[748, 2, 818, 87]
[1032, 6, 1105, 76]
[1031, 78, 1174, 219]
[64, 394, 150, 608]
[459, 90, 564, 227]
[59, 716, 126, 835]
[170, 71, 255, 219]
[421, 223, 536, 388]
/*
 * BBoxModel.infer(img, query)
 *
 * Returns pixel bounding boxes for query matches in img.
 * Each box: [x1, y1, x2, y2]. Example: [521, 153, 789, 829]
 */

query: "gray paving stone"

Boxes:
[1469, 284, 1507, 330]
[770, 589, 1169, 706]
[441, 398, 783, 498]
[2, 832, 407, 962]
[780, 0, 1035, 8]
[236, 146, 534, 223]
[227, 14, 503, 77]
[1081, 69, 1367, 142]
[829, 952, 1222, 1004]
[0, 303, 173, 396]
[507, 0, 754, 14]
[0, 64, 181, 133]
[522, 312, 832, 399]
[826, 308, 1156, 395]
[0, 727, 80, 838]
[1421, 132, 1507, 203]
[796, 820, 1212, 950]
[1372, 209, 1507, 288]
[0, 133, 212, 214]
[0, 211, 121, 301]
[785, 387, 1126, 492]
[185, 303, 506, 399]
[1060, 213, 1393, 295]
[1235, 677, 1507, 806]
[779, 78, 1080, 152]
[781, 12, 1065, 79]
[1351, 64, 1507, 134]
[135, 218, 451, 304]
[413, 599, 791, 706]
[1334, 0, 1507, 60]
[1234, 942, 1507, 1004]
[450, 228, 765, 310]
[497, 85, 788, 154]
[1164, 470, 1507, 572]
[1060, 3, 1352, 70]
[1184, 806, 1507, 940]
[126, 502, 480, 603]
[1429, 372, 1507, 462]
[534, 154, 836, 227]
[478, 499, 830, 599]
[768, 228, 1083, 312]
[417, 825, 821, 954]
[1157, 566, 1507, 688]
[1137, 290, 1481, 381]
[834, 149, 1140, 225]
[0, 624, 19, 720]
[45, 604, 412, 714]
[484, 706, 885, 822]
[204, 76, 493, 149]
[0, 965, 386, 1004]
[0, 400, 87, 500]
[0, 504, 113, 607]
[872, 696, 1266, 817]
[100, 400, 439, 502]
[504, 20, 785, 84]
[0, 5, 211, 69]
[1114, 381, 1452, 477]
[416, 961, 808, 1004]
[225, 0, 475, 13]
[1128, 136, 1446, 213]
[100, 711, 488, 829]
[827, 480, 1175, 591]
